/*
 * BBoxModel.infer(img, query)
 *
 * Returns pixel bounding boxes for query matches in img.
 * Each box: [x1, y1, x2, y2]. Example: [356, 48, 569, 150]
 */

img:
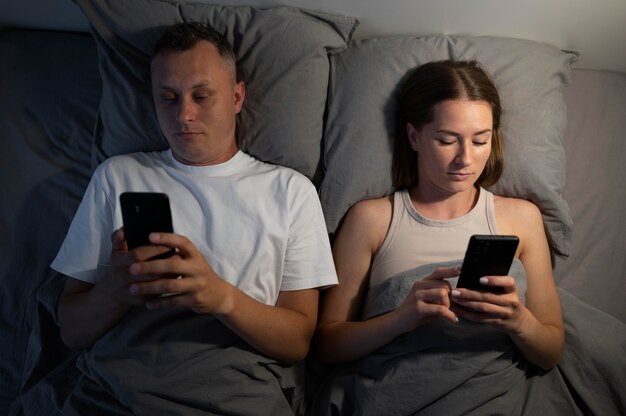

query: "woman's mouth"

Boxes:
[449, 172, 472, 181]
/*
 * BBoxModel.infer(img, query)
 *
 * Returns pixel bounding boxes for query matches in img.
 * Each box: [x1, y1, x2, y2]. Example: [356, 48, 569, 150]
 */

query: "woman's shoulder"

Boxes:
[493, 194, 540, 214]
[348, 194, 394, 224]
[338, 194, 394, 251]
[493, 194, 543, 231]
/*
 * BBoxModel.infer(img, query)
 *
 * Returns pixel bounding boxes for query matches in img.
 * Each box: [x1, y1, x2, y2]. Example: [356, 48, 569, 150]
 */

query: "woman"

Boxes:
[315, 60, 563, 373]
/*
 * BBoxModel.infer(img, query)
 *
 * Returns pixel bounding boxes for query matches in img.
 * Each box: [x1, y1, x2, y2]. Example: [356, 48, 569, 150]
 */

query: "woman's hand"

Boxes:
[393, 267, 461, 333]
[450, 275, 530, 335]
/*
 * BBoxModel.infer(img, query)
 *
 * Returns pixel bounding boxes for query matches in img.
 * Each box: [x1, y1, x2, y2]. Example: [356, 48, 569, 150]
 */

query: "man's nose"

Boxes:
[177, 99, 196, 122]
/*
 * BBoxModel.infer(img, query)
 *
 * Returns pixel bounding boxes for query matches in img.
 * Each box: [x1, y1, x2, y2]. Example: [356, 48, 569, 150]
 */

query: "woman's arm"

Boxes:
[315, 198, 459, 364]
[508, 200, 564, 369]
[451, 198, 564, 370]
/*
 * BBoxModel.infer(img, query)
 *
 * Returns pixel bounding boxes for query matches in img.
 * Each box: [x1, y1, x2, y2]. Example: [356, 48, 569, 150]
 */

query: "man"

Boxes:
[52, 22, 336, 413]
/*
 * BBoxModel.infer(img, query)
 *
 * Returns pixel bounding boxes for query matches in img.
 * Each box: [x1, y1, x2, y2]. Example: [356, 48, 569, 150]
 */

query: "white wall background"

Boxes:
[1, 0, 625, 72]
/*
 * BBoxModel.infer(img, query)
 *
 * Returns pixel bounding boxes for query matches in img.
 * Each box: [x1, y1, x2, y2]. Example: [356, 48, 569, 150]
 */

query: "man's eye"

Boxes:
[194, 95, 208, 101]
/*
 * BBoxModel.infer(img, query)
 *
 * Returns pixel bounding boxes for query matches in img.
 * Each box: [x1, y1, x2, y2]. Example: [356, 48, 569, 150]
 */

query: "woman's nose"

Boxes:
[455, 143, 471, 165]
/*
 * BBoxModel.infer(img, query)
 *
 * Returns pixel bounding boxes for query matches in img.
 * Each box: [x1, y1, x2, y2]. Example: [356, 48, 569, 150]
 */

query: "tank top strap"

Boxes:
[484, 188, 499, 234]
[371, 191, 404, 272]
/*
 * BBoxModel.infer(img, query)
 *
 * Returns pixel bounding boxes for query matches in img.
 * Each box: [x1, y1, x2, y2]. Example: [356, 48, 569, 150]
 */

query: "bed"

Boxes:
[1, 1, 624, 414]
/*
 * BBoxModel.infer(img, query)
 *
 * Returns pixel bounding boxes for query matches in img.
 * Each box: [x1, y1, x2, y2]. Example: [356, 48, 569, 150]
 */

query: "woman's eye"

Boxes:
[437, 139, 455, 145]
[473, 141, 488, 146]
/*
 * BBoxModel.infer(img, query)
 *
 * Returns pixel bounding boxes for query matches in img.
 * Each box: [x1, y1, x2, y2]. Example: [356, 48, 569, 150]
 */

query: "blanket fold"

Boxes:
[68, 305, 300, 415]
[309, 260, 617, 416]
[19, 277, 302, 416]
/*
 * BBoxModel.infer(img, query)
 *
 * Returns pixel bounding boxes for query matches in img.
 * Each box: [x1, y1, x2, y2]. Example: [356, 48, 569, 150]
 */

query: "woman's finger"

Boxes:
[423, 266, 461, 281]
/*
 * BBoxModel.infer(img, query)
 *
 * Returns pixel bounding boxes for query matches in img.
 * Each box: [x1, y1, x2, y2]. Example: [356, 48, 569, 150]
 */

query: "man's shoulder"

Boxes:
[244, 152, 313, 186]
[96, 150, 166, 173]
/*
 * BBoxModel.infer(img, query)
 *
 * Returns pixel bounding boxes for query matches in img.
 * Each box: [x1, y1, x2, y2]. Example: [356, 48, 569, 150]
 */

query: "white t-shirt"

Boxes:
[51, 150, 337, 305]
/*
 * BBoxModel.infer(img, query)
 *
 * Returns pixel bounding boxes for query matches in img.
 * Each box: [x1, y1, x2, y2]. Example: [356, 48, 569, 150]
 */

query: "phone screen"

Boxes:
[457, 234, 519, 293]
[120, 192, 174, 258]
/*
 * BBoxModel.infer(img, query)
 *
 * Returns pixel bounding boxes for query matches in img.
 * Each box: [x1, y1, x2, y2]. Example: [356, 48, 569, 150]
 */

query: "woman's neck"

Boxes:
[408, 185, 480, 220]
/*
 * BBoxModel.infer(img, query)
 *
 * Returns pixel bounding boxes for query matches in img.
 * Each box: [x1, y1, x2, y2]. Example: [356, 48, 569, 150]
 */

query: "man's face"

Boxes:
[151, 41, 245, 166]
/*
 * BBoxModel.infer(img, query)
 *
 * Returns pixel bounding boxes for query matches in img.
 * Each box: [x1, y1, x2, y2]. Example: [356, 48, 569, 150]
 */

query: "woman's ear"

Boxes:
[406, 123, 420, 152]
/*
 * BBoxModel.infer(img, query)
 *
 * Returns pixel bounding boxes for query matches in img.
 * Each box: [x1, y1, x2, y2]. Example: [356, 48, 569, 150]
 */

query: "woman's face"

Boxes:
[408, 99, 493, 197]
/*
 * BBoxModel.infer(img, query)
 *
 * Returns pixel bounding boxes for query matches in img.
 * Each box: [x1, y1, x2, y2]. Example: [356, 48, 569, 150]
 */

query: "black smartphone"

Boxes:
[457, 234, 519, 293]
[120, 192, 175, 259]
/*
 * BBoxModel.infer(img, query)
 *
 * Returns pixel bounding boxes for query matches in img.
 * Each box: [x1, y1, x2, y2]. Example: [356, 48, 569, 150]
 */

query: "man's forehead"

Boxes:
[151, 43, 234, 81]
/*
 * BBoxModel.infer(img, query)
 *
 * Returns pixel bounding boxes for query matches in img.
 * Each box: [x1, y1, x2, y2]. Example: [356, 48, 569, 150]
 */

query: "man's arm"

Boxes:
[128, 232, 319, 364]
[57, 228, 176, 349]
[58, 277, 130, 349]
[205, 286, 319, 364]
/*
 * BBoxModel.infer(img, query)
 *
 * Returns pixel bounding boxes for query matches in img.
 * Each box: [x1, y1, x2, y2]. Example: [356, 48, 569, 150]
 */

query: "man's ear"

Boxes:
[234, 81, 245, 114]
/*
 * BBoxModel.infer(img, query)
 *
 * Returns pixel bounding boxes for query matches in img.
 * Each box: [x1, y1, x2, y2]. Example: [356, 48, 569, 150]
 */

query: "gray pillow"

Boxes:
[73, 0, 357, 182]
[320, 35, 576, 256]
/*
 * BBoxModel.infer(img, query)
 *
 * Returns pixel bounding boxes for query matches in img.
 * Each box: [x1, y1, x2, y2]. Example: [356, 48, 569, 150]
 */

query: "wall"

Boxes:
[1, 0, 625, 73]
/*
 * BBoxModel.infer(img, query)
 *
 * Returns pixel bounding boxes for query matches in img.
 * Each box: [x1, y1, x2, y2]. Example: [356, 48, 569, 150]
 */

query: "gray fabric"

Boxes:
[73, 0, 358, 183]
[63, 307, 301, 415]
[558, 288, 626, 415]
[18, 277, 81, 415]
[21, 285, 304, 415]
[320, 35, 576, 256]
[310, 262, 625, 415]
[554, 69, 626, 324]
[0, 30, 99, 414]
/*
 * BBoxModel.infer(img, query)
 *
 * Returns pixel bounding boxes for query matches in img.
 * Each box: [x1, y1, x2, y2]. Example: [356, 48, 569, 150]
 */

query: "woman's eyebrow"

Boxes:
[435, 128, 492, 136]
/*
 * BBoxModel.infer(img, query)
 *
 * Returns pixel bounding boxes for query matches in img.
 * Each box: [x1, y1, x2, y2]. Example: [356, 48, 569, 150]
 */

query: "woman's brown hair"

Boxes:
[392, 60, 504, 189]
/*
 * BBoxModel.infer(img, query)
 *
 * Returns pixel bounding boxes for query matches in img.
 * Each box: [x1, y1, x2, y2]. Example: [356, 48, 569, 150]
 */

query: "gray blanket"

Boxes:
[17, 264, 626, 415]
[310, 261, 626, 416]
[19, 277, 303, 416]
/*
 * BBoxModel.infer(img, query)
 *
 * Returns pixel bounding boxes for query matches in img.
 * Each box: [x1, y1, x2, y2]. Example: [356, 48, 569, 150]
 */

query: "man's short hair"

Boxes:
[153, 22, 237, 80]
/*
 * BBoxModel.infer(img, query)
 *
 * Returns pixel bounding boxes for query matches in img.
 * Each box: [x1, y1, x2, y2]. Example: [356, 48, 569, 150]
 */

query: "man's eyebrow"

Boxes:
[155, 81, 214, 90]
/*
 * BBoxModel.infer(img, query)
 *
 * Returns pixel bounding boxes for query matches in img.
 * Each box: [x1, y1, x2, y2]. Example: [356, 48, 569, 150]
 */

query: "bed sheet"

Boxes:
[0, 30, 100, 413]
[554, 69, 626, 323]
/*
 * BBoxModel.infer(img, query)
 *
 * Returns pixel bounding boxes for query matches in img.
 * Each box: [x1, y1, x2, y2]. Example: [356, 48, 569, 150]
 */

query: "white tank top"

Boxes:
[369, 187, 499, 288]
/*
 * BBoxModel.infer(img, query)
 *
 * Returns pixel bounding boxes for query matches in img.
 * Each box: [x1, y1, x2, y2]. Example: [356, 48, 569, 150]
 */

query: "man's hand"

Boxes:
[125, 232, 235, 315]
[58, 229, 180, 349]
[97, 228, 177, 307]
[126, 232, 319, 363]
[58, 228, 180, 349]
